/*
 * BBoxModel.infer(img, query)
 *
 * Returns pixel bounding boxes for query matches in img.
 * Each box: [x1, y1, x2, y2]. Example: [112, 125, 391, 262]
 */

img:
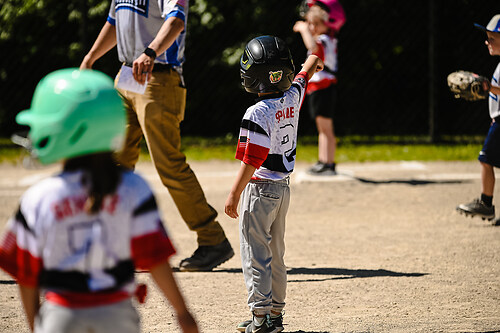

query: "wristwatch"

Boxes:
[143, 47, 157, 60]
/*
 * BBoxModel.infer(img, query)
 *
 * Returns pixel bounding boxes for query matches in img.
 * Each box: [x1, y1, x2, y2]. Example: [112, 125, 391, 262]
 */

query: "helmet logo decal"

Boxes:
[269, 70, 283, 84]
[241, 51, 252, 70]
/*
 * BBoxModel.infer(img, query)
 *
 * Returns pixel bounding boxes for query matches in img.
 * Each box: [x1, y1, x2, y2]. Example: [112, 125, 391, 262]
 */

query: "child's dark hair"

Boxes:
[64, 152, 122, 214]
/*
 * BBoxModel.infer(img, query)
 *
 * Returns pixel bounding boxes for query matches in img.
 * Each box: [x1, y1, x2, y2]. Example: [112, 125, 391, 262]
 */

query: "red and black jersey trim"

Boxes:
[262, 150, 296, 173]
[133, 195, 157, 217]
[15, 207, 34, 235]
[39, 259, 135, 292]
[240, 119, 268, 136]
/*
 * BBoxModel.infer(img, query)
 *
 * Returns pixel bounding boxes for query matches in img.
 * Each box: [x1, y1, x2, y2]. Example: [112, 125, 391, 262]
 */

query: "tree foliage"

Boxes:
[1, 0, 499, 138]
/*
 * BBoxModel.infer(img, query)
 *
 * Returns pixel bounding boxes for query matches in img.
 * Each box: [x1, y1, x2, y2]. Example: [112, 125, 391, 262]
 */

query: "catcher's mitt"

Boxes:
[447, 70, 491, 101]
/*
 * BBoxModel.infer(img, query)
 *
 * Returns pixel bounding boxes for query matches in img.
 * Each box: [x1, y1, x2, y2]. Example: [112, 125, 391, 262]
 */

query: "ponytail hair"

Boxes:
[64, 152, 122, 214]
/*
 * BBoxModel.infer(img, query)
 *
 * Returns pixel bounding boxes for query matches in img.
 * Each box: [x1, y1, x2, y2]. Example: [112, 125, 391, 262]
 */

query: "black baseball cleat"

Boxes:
[307, 161, 337, 176]
[244, 315, 280, 333]
[456, 198, 495, 221]
[237, 313, 284, 332]
[179, 238, 234, 272]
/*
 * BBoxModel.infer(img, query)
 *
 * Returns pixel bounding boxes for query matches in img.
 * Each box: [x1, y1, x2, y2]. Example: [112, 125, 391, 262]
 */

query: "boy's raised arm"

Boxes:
[301, 54, 324, 79]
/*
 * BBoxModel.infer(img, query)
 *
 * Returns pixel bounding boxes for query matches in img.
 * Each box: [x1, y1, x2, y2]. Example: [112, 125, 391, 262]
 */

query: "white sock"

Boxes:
[253, 315, 265, 326]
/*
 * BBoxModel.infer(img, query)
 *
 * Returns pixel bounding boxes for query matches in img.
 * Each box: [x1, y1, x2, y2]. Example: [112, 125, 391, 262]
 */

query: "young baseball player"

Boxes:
[457, 14, 500, 223]
[224, 36, 323, 333]
[293, 0, 345, 175]
[0, 68, 198, 333]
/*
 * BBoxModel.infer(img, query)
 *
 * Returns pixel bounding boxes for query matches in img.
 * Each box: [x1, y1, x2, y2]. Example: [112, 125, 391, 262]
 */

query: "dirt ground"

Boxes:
[0, 160, 499, 333]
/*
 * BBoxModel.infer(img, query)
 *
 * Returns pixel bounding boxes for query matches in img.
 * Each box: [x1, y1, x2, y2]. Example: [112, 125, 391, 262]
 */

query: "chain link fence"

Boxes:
[1, 0, 499, 141]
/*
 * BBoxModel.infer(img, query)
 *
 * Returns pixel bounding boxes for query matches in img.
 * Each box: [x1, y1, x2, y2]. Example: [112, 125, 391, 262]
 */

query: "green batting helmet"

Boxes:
[16, 68, 126, 165]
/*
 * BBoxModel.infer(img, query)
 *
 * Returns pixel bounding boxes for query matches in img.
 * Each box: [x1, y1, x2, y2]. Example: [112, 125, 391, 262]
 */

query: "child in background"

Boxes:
[225, 36, 323, 333]
[0, 68, 198, 333]
[457, 14, 500, 224]
[294, 0, 346, 175]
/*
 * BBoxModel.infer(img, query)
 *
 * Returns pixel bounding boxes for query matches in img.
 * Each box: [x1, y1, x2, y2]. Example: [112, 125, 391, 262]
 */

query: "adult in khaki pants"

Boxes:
[80, 0, 233, 271]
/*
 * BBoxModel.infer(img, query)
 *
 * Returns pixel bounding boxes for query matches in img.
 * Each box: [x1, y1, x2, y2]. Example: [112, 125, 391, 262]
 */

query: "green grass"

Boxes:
[0, 136, 483, 164]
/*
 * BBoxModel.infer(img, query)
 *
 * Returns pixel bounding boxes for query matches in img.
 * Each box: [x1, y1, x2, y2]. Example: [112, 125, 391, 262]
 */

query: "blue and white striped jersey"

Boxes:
[108, 0, 188, 70]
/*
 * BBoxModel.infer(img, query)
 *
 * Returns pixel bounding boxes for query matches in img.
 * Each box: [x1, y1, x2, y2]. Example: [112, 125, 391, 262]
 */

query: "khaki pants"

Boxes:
[115, 68, 226, 246]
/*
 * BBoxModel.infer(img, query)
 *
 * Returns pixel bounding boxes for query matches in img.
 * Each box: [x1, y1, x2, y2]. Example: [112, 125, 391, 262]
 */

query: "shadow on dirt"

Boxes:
[213, 267, 427, 283]
[353, 176, 467, 186]
[286, 267, 427, 283]
[0, 280, 16, 285]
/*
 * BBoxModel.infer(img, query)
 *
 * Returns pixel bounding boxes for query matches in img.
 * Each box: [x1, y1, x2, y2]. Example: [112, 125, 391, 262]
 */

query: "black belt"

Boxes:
[152, 63, 172, 72]
[494, 116, 500, 122]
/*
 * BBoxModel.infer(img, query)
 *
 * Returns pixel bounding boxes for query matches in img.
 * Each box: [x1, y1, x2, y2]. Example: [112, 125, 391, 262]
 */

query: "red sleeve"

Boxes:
[312, 40, 325, 61]
[131, 221, 176, 270]
[0, 231, 42, 287]
[236, 138, 270, 169]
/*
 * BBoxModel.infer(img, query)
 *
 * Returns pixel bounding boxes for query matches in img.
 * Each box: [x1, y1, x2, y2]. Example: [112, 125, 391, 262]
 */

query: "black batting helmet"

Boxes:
[240, 36, 295, 94]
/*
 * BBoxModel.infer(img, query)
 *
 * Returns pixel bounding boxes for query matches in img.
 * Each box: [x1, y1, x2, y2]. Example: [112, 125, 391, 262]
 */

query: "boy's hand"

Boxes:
[315, 58, 324, 72]
[225, 193, 240, 219]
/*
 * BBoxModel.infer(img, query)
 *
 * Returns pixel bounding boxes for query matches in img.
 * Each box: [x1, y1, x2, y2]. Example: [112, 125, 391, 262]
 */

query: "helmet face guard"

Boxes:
[16, 68, 126, 165]
[240, 36, 295, 94]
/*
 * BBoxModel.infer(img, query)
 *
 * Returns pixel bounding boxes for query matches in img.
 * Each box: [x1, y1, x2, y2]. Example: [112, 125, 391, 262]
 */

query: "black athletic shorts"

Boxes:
[307, 84, 337, 120]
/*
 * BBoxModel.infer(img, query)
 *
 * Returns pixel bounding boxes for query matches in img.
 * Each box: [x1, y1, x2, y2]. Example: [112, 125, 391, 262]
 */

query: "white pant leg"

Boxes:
[270, 184, 289, 312]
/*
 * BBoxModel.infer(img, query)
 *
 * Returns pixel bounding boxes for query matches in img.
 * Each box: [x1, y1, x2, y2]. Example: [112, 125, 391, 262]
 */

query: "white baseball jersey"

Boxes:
[236, 71, 309, 180]
[0, 169, 175, 308]
[108, 0, 188, 69]
[489, 62, 500, 119]
[307, 33, 338, 93]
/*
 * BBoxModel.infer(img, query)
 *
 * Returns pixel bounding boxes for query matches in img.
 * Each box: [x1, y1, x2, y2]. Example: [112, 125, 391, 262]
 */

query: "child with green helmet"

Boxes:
[0, 68, 198, 333]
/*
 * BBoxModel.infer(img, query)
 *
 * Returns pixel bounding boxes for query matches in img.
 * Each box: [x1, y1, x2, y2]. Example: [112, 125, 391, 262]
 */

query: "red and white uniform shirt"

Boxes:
[0, 169, 175, 308]
[307, 33, 338, 94]
[236, 71, 309, 180]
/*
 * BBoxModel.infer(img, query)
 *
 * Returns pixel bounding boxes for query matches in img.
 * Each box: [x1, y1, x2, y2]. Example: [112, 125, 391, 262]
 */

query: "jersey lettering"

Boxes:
[116, 0, 149, 17]
[275, 107, 294, 123]
[53, 195, 119, 221]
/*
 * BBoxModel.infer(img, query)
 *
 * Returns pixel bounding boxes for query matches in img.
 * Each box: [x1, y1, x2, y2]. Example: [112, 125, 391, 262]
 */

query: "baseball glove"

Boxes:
[447, 70, 491, 101]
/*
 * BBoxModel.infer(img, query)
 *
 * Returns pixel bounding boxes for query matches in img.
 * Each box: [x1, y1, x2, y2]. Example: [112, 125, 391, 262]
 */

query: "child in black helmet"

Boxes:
[225, 35, 324, 333]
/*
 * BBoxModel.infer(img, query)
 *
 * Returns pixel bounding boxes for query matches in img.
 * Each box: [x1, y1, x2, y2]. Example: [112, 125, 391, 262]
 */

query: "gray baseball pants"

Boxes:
[239, 177, 290, 315]
[34, 299, 140, 333]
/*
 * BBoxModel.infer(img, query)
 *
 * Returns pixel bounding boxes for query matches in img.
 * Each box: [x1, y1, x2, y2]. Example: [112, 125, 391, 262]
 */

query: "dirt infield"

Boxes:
[0, 160, 499, 333]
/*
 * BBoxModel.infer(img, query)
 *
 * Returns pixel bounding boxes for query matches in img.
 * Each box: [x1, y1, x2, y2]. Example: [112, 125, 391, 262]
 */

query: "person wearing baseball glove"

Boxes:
[456, 14, 500, 224]
[447, 70, 491, 101]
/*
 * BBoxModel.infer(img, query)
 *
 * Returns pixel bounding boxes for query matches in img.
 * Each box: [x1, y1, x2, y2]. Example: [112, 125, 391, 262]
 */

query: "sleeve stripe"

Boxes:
[166, 10, 186, 22]
[107, 16, 116, 25]
[240, 143, 270, 169]
[0, 232, 42, 287]
[132, 230, 176, 270]
[248, 131, 270, 147]
[15, 207, 34, 235]
[241, 119, 268, 136]
[133, 195, 157, 217]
